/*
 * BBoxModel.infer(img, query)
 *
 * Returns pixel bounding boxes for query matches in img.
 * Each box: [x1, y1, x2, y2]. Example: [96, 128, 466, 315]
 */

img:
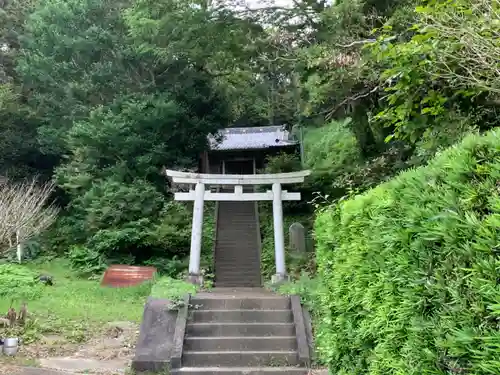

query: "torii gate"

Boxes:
[165, 169, 311, 283]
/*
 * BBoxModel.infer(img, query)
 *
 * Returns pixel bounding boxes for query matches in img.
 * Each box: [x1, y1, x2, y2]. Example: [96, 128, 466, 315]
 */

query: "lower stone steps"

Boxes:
[171, 367, 308, 375]
[190, 297, 290, 310]
[182, 351, 300, 367]
[190, 309, 293, 323]
[176, 293, 310, 374]
[186, 322, 296, 337]
[184, 336, 297, 351]
[172, 367, 308, 375]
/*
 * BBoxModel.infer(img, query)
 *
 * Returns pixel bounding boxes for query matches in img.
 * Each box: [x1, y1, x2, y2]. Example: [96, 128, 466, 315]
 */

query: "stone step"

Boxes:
[190, 297, 290, 310]
[186, 323, 295, 337]
[215, 281, 262, 288]
[215, 243, 258, 248]
[214, 258, 260, 262]
[184, 336, 297, 351]
[217, 228, 257, 231]
[214, 264, 260, 267]
[218, 217, 258, 221]
[172, 367, 308, 375]
[214, 273, 261, 279]
[214, 269, 260, 272]
[213, 278, 261, 282]
[215, 257, 259, 262]
[216, 243, 258, 248]
[189, 309, 293, 323]
[182, 351, 300, 367]
[214, 268, 260, 273]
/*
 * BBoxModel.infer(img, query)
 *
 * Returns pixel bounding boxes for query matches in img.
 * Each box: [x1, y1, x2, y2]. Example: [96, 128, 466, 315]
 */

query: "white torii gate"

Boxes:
[165, 169, 311, 283]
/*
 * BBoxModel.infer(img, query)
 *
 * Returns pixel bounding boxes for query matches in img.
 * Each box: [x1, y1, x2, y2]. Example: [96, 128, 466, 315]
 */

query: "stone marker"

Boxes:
[289, 222, 306, 253]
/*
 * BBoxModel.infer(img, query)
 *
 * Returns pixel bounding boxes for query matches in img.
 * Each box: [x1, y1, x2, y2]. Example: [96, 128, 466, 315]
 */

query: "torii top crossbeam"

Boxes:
[165, 169, 311, 185]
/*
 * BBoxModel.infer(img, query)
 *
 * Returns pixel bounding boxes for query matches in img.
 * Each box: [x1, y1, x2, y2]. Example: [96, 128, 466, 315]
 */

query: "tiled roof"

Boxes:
[209, 125, 298, 151]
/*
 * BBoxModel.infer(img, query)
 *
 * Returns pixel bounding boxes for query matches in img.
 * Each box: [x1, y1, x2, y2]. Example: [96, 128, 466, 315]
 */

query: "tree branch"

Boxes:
[324, 86, 379, 120]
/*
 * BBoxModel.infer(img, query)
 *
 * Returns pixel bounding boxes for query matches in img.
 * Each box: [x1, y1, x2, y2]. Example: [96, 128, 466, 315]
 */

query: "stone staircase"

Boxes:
[214, 201, 262, 287]
[172, 291, 309, 375]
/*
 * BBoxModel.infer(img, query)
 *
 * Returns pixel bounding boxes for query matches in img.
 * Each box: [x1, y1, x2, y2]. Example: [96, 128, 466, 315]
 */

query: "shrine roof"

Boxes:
[208, 125, 298, 151]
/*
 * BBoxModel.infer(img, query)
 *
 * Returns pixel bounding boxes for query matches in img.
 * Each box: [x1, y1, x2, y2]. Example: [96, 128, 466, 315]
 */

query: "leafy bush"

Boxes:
[304, 118, 361, 173]
[315, 130, 500, 375]
[0, 264, 43, 302]
[264, 152, 302, 173]
[150, 276, 198, 304]
[143, 255, 187, 277]
[67, 245, 107, 276]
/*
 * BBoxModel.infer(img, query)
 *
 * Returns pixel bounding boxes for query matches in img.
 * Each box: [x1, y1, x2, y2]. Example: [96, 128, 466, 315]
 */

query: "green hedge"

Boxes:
[315, 130, 500, 375]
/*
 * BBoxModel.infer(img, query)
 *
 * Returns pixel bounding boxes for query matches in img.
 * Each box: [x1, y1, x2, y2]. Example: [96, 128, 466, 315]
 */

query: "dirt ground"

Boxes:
[1, 321, 139, 374]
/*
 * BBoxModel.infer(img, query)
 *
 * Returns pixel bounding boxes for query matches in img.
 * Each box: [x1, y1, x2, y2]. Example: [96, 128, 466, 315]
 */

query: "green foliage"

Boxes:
[150, 276, 198, 305]
[143, 256, 187, 278]
[0, 259, 151, 344]
[315, 130, 500, 374]
[259, 212, 314, 280]
[304, 118, 361, 172]
[264, 153, 302, 174]
[0, 264, 43, 302]
[67, 245, 106, 276]
[275, 273, 326, 365]
[10, 0, 232, 267]
[368, 0, 499, 142]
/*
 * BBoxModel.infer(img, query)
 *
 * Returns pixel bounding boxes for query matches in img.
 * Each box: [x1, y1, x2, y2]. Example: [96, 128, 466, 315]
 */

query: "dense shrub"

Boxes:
[0, 264, 43, 302]
[315, 130, 500, 375]
[304, 118, 361, 173]
[264, 152, 302, 174]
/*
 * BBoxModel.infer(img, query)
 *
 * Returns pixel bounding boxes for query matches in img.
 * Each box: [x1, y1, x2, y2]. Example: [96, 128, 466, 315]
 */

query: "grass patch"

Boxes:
[0, 259, 151, 343]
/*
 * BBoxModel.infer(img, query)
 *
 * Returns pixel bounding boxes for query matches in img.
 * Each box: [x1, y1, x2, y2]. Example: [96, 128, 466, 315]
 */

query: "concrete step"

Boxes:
[172, 367, 308, 375]
[215, 282, 262, 288]
[214, 264, 260, 268]
[214, 260, 259, 264]
[182, 351, 300, 367]
[217, 217, 258, 221]
[186, 323, 295, 337]
[216, 242, 257, 246]
[214, 279, 262, 285]
[214, 268, 260, 272]
[190, 297, 290, 310]
[184, 336, 297, 351]
[214, 273, 261, 279]
[213, 269, 260, 273]
[189, 310, 293, 323]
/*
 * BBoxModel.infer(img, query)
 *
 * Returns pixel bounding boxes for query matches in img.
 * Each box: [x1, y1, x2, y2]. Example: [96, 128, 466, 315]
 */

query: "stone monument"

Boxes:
[289, 222, 306, 254]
